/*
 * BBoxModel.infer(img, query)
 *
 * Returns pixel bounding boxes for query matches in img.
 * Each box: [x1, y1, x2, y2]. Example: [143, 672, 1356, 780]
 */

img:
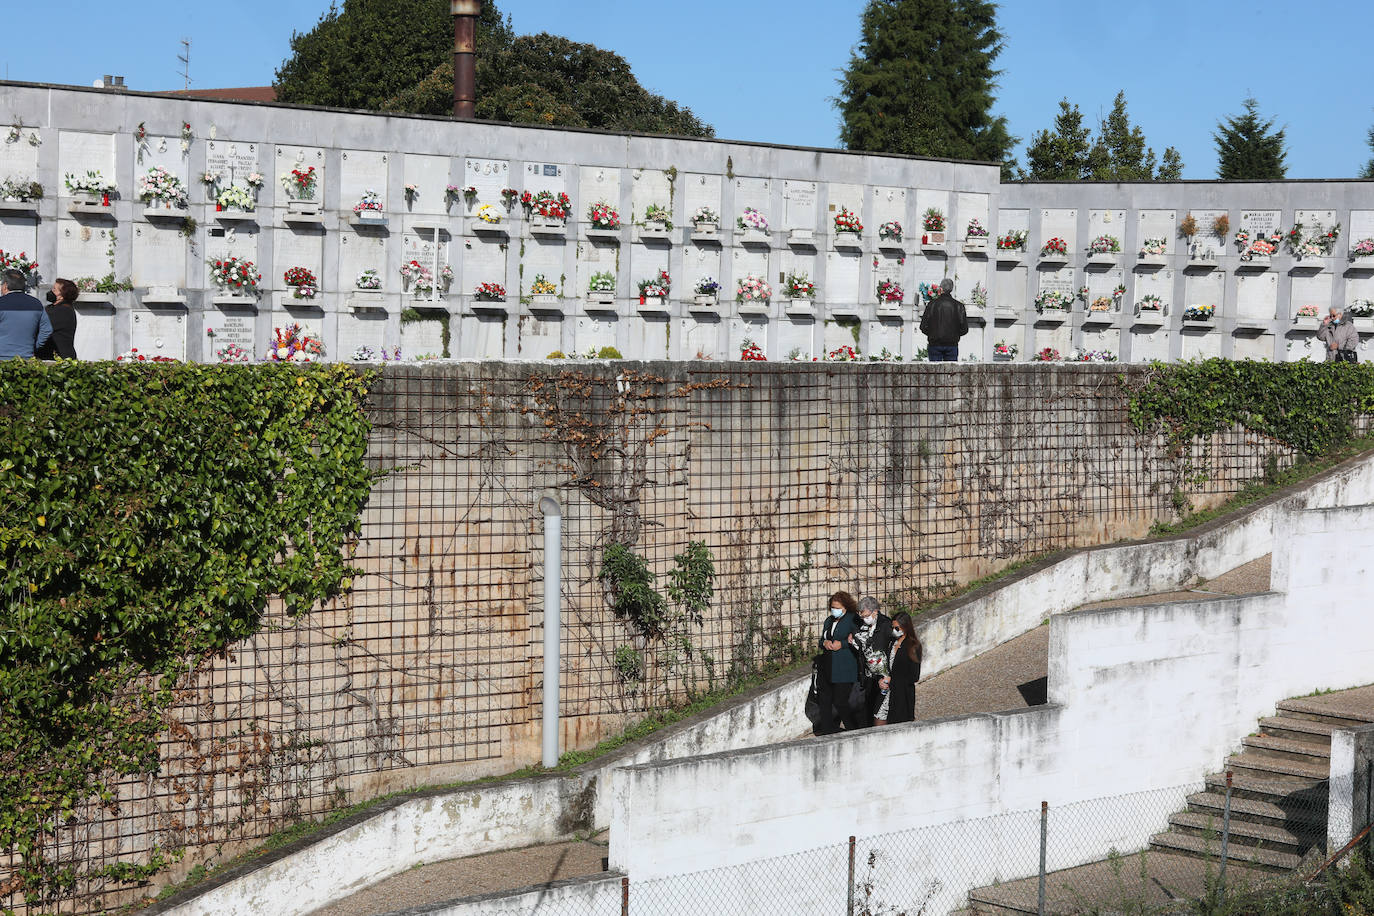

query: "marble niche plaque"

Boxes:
[728, 317, 768, 358]
[275, 307, 326, 359]
[525, 162, 569, 198]
[340, 149, 389, 215]
[681, 317, 722, 360]
[867, 320, 904, 361]
[733, 177, 772, 229]
[873, 187, 908, 246]
[132, 224, 186, 289]
[130, 308, 187, 361]
[0, 130, 40, 186]
[915, 189, 951, 231]
[995, 264, 1028, 319]
[1039, 208, 1078, 255]
[463, 158, 512, 212]
[573, 314, 619, 354]
[462, 237, 506, 306]
[275, 145, 327, 208]
[577, 233, 618, 308]
[205, 140, 260, 187]
[1184, 271, 1225, 317]
[733, 245, 770, 290]
[1235, 273, 1278, 322]
[1186, 210, 1229, 261]
[825, 249, 862, 309]
[518, 314, 563, 359]
[957, 192, 991, 236]
[580, 166, 622, 223]
[627, 315, 670, 360]
[57, 223, 114, 285]
[402, 230, 452, 304]
[1137, 210, 1175, 257]
[73, 303, 115, 360]
[1290, 273, 1333, 321]
[630, 167, 670, 226]
[205, 225, 261, 301]
[1349, 211, 1374, 251]
[1234, 333, 1275, 362]
[682, 243, 722, 306]
[457, 314, 507, 358]
[337, 310, 388, 360]
[340, 230, 389, 297]
[784, 180, 819, 237]
[1295, 209, 1337, 235]
[1033, 323, 1071, 356]
[274, 226, 324, 292]
[400, 317, 445, 359]
[822, 320, 859, 355]
[825, 182, 862, 247]
[1240, 210, 1281, 245]
[0, 222, 37, 267]
[209, 310, 258, 363]
[58, 131, 116, 191]
[776, 317, 815, 362]
[683, 173, 723, 235]
[1087, 209, 1125, 242]
[402, 153, 449, 216]
[1130, 327, 1169, 364]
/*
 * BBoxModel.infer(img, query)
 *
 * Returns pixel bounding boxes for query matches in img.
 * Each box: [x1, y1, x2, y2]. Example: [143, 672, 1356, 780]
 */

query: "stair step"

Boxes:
[1226, 752, 1330, 781]
[1186, 791, 1326, 829]
[1259, 715, 1338, 743]
[1242, 734, 1331, 760]
[1168, 812, 1314, 853]
[1204, 771, 1327, 804]
[1149, 830, 1301, 871]
[1276, 697, 1374, 728]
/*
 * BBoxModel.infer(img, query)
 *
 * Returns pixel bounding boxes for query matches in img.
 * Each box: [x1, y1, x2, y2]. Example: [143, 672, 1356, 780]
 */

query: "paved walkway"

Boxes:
[308, 555, 1275, 915]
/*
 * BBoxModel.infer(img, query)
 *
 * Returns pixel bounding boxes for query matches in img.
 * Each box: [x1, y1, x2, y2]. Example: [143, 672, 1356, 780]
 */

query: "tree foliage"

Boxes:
[1023, 92, 1183, 181]
[1214, 95, 1288, 180]
[1360, 124, 1374, 179]
[837, 0, 1015, 173]
[0, 361, 375, 910]
[274, 0, 712, 136]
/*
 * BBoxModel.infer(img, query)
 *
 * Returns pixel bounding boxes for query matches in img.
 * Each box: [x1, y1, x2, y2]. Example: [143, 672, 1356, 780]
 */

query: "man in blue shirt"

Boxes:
[0, 268, 52, 359]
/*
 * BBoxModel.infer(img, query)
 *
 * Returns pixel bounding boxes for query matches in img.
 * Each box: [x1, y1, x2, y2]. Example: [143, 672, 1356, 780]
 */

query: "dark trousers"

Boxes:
[929, 345, 959, 362]
[815, 678, 862, 735]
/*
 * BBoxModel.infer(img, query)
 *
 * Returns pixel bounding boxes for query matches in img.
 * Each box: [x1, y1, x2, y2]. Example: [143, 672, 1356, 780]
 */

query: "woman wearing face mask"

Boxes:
[34, 277, 78, 360]
[876, 611, 922, 725]
[814, 590, 860, 736]
[850, 595, 894, 728]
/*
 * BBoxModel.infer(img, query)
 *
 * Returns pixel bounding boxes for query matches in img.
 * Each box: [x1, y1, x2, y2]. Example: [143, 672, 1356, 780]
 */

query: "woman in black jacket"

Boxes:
[875, 611, 921, 725]
[36, 277, 78, 359]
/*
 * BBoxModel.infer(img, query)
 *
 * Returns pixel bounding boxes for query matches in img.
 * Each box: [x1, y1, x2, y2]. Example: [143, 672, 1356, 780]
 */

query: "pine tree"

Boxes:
[1214, 96, 1287, 180]
[1360, 125, 1374, 179]
[837, 0, 1015, 172]
[1023, 92, 1184, 181]
[1023, 100, 1093, 180]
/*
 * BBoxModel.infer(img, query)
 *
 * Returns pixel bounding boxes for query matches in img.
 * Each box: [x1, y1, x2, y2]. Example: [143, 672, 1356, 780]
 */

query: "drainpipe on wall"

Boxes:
[539, 494, 562, 768]
[451, 0, 481, 119]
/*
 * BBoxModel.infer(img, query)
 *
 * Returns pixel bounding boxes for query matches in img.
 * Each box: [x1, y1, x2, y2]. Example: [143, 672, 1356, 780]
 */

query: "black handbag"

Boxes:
[804, 655, 823, 724]
[1338, 349, 1359, 364]
[847, 678, 869, 711]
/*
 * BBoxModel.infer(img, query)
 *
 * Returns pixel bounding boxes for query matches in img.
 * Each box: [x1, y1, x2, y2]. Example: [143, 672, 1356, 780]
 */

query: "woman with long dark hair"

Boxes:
[35, 277, 78, 359]
[875, 611, 921, 725]
[813, 590, 860, 735]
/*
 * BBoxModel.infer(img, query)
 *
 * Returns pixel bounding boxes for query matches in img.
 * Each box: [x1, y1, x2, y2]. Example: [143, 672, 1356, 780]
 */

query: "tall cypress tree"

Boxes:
[1023, 100, 1093, 181]
[837, 0, 1014, 174]
[1023, 92, 1184, 181]
[1213, 96, 1287, 180]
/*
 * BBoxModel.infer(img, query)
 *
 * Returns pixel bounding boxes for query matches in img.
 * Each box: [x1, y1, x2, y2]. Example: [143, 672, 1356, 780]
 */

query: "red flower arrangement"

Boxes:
[1040, 237, 1068, 256]
[740, 340, 766, 361]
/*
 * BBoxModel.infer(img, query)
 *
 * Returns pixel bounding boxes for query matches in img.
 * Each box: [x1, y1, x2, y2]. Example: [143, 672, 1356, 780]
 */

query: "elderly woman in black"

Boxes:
[35, 277, 78, 359]
[875, 611, 921, 725]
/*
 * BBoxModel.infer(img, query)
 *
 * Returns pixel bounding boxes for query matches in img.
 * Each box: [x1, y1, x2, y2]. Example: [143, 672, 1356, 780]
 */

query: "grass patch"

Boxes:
[1148, 434, 1374, 538]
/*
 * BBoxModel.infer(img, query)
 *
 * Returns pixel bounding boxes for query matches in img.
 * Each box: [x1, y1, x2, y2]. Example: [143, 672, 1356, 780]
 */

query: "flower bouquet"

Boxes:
[692, 206, 720, 234]
[1139, 237, 1167, 256]
[834, 207, 863, 236]
[922, 208, 946, 232]
[917, 282, 942, 305]
[786, 273, 817, 299]
[827, 345, 859, 362]
[971, 282, 988, 309]
[1069, 349, 1118, 363]
[879, 220, 903, 243]
[1088, 235, 1121, 255]
[1351, 238, 1374, 260]
[524, 190, 570, 222]
[740, 338, 766, 361]
[215, 342, 251, 364]
[997, 229, 1028, 252]
[284, 266, 318, 300]
[1348, 299, 1374, 318]
[736, 275, 772, 305]
[877, 279, 904, 305]
[137, 166, 188, 209]
[1031, 347, 1060, 362]
[1040, 237, 1069, 259]
[210, 255, 261, 294]
[474, 281, 506, 301]
[281, 166, 317, 201]
[267, 323, 325, 361]
[737, 207, 769, 239]
[0, 249, 38, 281]
[116, 347, 178, 363]
[694, 277, 721, 300]
[531, 274, 558, 296]
[65, 170, 116, 199]
[1034, 289, 1071, 311]
[475, 203, 503, 225]
[588, 270, 616, 293]
[637, 269, 671, 300]
[993, 340, 1018, 360]
[643, 203, 672, 229]
[1136, 294, 1164, 311]
[216, 185, 255, 213]
[1182, 304, 1215, 322]
[356, 269, 382, 290]
[1089, 296, 1114, 312]
[352, 189, 384, 216]
[588, 201, 621, 230]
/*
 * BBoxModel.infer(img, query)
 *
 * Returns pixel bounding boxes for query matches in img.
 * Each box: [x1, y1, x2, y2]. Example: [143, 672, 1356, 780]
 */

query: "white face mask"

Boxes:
[830, 607, 844, 618]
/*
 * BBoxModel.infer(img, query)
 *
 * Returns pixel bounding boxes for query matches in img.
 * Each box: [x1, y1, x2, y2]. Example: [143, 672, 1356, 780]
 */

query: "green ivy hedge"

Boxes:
[0, 361, 375, 909]
[1127, 359, 1374, 457]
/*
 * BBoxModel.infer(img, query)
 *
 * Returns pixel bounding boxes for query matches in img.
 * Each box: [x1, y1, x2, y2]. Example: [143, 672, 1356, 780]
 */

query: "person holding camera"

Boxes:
[1318, 306, 1358, 363]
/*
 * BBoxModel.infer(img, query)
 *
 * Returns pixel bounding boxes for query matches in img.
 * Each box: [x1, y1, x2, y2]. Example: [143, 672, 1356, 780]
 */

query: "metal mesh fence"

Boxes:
[477, 779, 1336, 916]
[10, 364, 1308, 915]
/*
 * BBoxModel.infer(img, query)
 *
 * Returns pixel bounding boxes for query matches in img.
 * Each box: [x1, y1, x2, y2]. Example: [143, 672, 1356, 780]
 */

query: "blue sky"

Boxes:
[1, 0, 1367, 179]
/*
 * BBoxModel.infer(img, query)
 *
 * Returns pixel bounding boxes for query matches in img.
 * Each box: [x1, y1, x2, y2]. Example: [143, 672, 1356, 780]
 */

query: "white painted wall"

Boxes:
[608, 495, 1374, 913]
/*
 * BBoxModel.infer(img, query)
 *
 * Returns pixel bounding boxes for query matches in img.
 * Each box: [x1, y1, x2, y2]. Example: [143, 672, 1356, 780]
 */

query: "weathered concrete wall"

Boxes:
[0, 362, 1305, 915]
[1329, 724, 1374, 855]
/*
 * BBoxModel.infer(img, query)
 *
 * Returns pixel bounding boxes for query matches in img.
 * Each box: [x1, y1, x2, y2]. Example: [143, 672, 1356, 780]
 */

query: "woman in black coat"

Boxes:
[35, 277, 78, 359]
[876, 611, 921, 725]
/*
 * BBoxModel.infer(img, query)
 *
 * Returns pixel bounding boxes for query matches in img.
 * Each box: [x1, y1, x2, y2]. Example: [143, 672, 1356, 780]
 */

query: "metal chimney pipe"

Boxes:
[451, 0, 481, 119]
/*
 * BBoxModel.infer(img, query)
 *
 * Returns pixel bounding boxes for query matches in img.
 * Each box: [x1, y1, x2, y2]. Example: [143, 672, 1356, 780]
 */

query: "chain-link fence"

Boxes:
[460, 775, 1351, 916]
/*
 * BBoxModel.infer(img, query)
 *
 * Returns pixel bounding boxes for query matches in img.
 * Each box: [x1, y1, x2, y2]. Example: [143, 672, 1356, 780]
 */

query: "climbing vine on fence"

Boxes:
[0, 361, 375, 910]
[1125, 359, 1374, 459]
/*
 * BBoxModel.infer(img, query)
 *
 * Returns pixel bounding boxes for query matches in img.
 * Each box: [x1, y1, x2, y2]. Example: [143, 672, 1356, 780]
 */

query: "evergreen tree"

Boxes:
[273, 0, 711, 137]
[837, 0, 1015, 171]
[1023, 100, 1093, 180]
[1213, 96, 1287, 180]
[1023, 92, 1183, 181]
[1359, 124, 1374, 179]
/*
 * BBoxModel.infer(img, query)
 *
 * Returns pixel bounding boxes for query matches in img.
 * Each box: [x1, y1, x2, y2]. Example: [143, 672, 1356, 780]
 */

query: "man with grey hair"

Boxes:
[0, 268, 51, 360]
[1318, 305, 1358, 363]
[919, 277, 968, 361]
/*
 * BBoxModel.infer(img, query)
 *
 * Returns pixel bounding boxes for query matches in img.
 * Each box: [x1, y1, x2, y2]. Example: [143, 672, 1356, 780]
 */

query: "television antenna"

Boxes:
[177, 38, 192, 90]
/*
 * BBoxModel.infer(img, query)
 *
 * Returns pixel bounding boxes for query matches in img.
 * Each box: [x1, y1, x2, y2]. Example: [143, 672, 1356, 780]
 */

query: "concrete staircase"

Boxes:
[961, 688, 1374, 915]
[1148, 694, 1369, 872]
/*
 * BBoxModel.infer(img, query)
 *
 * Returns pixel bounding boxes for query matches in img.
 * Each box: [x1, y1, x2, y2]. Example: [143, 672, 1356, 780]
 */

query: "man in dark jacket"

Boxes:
[0, 268, 51, 359]
[919, 277, 968, 361]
